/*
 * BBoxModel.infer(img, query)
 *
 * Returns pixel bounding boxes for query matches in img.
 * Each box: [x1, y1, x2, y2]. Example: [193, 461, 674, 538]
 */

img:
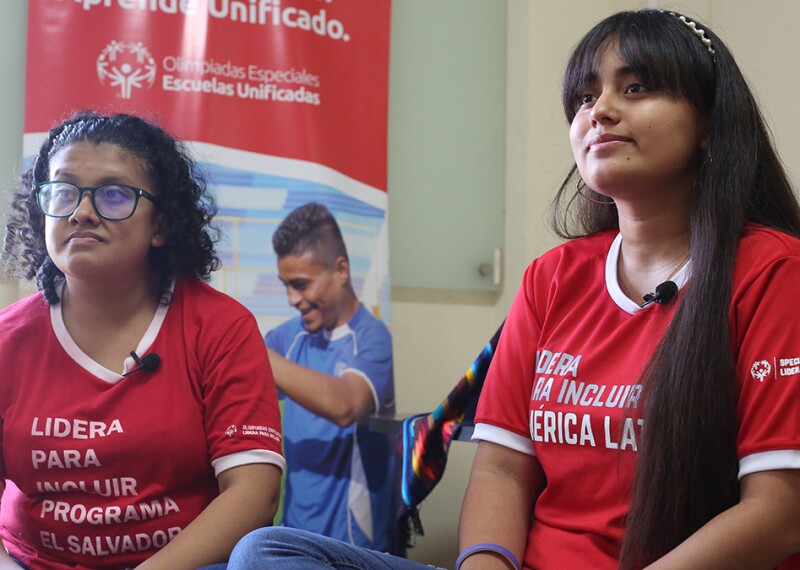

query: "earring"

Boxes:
[576, 179, 615, 205]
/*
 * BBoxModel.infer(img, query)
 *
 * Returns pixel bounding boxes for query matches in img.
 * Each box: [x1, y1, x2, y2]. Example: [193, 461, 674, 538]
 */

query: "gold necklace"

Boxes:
[665, 252, 690, 282]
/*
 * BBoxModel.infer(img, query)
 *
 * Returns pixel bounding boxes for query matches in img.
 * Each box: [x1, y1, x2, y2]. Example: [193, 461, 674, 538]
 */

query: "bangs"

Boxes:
[562, 10, 715, 122]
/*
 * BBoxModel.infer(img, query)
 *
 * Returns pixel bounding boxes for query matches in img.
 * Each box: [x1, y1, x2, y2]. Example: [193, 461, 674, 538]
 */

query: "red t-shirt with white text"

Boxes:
[475, 226, 800, 569]
[0, 276, 284, 569]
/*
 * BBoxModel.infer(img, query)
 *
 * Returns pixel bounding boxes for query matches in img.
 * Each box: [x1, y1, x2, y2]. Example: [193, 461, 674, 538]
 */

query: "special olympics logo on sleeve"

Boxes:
[97, 41, 157, 99]
[750, 360, 772, 383]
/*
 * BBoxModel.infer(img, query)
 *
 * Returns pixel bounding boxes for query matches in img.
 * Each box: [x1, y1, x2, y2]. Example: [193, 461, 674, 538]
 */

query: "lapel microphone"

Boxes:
[640, 280, 679, 308]
[123, 351, 162, 377]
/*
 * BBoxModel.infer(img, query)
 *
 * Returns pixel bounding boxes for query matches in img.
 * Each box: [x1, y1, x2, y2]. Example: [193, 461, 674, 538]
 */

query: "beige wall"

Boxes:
[398, 0, 800, 566]
[0, 1, 25, 306]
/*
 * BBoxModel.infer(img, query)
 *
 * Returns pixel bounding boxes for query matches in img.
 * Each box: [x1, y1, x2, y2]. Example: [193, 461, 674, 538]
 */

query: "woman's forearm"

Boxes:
[457, 441, 543, 570]
[136, 463, 282, 570]
[647, 469, 800, 569]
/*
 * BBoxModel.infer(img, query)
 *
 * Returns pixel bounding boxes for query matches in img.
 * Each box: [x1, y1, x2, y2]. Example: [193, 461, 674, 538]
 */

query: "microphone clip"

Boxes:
[123, 351, 162, 377]
[640, 280, 679, 308]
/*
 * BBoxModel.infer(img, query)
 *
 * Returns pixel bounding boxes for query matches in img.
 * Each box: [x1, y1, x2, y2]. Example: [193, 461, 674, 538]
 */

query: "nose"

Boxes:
[589, 91, 620, 126]
[68, 192, 100, 225]
[287, 286, 302, 307]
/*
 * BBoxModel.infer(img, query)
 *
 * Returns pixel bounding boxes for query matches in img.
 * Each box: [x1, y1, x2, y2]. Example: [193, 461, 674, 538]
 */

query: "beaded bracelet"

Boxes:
[455, 543, 521, 570]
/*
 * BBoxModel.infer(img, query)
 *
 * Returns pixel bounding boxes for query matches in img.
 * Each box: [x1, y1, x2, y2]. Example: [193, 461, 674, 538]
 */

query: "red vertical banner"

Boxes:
[25, 0, 392, 330]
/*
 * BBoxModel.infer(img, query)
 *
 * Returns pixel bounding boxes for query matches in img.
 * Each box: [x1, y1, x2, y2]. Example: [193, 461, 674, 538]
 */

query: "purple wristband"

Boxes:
[455, 542, 521, 570]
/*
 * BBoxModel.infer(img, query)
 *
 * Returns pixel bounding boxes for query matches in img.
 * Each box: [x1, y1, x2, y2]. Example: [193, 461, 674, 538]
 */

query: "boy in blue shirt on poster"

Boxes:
[265, 202, 396, 552]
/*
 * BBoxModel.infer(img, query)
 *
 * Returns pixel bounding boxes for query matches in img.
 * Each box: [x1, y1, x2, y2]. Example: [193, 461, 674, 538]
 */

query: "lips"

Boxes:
[587, 132, 634, 150]
[66, 231, 104, 243]
[299, 307, 319, 329]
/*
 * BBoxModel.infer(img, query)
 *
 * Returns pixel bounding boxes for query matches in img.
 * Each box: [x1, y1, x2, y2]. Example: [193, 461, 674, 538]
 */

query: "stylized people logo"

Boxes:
[225, 425, 238, 437]
[750, 360, 771, 382]
[97, 41, 157, 99]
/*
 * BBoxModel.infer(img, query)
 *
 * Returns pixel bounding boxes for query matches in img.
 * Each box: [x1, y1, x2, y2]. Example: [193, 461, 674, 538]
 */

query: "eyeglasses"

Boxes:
[35, 181, 160, 221]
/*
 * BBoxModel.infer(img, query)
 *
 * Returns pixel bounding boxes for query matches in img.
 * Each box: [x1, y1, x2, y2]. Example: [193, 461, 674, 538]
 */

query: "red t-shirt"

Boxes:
[0, 276, 284, 569]
[475, 225, 800, 569]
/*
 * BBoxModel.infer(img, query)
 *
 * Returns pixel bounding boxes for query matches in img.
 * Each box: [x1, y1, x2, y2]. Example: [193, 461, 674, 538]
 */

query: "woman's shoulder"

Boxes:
[737, 224, 800, 265]
[560, 229, 618, 251]
[173, 275, 255, 323]
[732, 224, 800, 294]
[526, 230, 618, 276]
[0, 291, 50, 330]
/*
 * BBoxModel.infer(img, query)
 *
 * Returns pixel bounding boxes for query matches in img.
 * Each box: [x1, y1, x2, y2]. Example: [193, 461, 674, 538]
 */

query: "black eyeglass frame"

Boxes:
[35, 181, 160, 221]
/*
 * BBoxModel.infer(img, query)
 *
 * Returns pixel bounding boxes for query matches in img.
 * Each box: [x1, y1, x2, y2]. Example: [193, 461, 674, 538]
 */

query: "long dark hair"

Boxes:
[3, 111, 220, 304]
[554, 10, 800, 567]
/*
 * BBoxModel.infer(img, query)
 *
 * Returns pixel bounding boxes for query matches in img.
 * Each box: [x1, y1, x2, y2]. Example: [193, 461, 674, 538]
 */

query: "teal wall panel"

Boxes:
[388, 0, 506, 292]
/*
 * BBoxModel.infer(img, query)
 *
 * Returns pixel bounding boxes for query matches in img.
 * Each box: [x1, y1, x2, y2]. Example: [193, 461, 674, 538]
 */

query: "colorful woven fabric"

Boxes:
[400, 322, 504, 514]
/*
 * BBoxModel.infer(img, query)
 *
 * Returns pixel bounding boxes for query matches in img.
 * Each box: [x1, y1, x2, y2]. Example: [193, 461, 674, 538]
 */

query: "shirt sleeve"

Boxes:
[474, 262, 542, 448]
[264, 326, 284, 353]
[264, 327, 288, 400]
[733, 256, 800, 477]
[339, 322, 394, 415]
[201, 314, 285, 474]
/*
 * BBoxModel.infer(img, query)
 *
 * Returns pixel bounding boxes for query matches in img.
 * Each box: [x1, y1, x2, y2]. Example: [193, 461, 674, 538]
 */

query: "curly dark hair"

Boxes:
[2, 111, 220, 304]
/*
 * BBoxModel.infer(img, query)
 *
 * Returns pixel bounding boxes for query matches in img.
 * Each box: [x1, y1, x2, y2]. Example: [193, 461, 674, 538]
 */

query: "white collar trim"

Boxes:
[605, 233, 691, 315]
[323, 322, 354, 342]
[50, 280, 174, 383]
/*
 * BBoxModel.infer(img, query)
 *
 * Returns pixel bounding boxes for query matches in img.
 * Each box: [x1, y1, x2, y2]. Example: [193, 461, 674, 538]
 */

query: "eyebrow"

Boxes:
[615, 65, 640, 78]
[48, 169, 139, 186]
[582, 64, 639, 86]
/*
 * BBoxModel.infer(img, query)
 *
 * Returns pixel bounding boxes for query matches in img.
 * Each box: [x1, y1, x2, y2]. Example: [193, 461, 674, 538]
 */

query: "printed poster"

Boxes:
[25, 0, 392, 331]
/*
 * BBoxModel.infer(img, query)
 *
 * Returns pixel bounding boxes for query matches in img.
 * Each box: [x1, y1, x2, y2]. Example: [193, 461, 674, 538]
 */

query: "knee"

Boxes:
[232, 526, 291, 556]
[229, 527, 324, 565]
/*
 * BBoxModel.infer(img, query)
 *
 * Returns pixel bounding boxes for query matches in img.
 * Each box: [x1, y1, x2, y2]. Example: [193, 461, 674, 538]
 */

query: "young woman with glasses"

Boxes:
[0, 112, 285, 570]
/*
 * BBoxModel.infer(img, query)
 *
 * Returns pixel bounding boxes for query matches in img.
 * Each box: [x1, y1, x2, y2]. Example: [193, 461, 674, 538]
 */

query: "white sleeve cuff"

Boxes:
[739, 449, 800, 479]
[212, 449, 286, 477]
[471, 423, 536, 456]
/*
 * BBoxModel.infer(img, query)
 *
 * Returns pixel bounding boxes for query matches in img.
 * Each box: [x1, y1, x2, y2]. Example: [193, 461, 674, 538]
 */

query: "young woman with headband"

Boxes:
[225, 9, 800, 569]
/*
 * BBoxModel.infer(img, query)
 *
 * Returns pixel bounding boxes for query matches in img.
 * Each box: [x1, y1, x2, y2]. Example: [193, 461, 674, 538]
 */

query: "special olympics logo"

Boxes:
[750, 360, 771, 383]
[97, 41, 156, 99]
[225, 425, 238, 437]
